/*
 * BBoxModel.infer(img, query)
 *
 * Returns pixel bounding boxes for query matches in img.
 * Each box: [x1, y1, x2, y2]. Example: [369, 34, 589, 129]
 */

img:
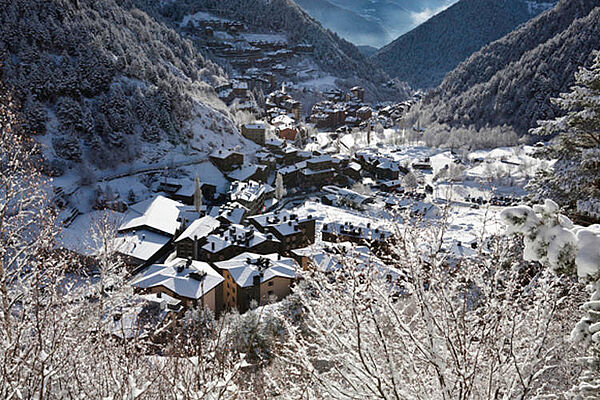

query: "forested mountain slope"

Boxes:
[0, 0, 244, 173]
[421, 0, 600, 135]
[133, 0, 393, 91]
[371, 0, 556, 89]
[294, 0, 458, 48]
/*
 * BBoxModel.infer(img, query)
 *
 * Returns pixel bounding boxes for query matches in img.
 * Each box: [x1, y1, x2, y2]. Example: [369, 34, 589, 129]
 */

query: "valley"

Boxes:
[1, 0, 600, 398]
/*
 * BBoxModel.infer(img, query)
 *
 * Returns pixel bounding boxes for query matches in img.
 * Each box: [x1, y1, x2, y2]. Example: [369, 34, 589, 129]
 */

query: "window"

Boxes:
[268, 281, 274, 287]
[268, 290, 274, 296]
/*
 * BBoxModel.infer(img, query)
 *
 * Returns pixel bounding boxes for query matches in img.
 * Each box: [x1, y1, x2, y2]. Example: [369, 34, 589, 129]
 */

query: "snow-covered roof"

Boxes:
[215, 202, 248, 225]
[322, 221, 393, 242]
[272, 114, 295, 126]
[119, 195, 185, 236]
[376, 159, 399, 171]
[139, 292, 182, 308]
[307, 155, 334, 164]
[279, 164, 301, 175]
[131, 258, 224, 300]
[227, 164, 266, 182]
[210, 148, 242, 160]
[115, 229, 171, 262]
[291, 243, 404, 279]
[348, 161, 362, 171]
[301, 167, 335, 176]
[323, 185, 372, 205]
[175, 216, 221, 243]
[282, 145, 299, 155]
[250, 209, 315, 228]
[229, 180, 269, 203]
[202, 224, 279, 254]
[243, 123, 265, 130]
[265, 138, 285, 148]
[381, 179, 403, 188]
[214, 252, 297, 288]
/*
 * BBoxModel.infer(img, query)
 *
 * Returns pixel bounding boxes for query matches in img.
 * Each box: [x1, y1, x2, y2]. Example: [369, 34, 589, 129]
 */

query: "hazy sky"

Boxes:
[410, 1, 458, 25]
[297, 0, 459, 48]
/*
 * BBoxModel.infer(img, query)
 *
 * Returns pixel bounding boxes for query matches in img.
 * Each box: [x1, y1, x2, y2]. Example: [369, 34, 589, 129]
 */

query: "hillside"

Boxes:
[294, 0, 457, 48]
[421, 0, 600, 135]
[371, 0, 556, 89]
[133, 0, 400, 100]
[295, 0, 391, 47]
[0, 0, 250, 176]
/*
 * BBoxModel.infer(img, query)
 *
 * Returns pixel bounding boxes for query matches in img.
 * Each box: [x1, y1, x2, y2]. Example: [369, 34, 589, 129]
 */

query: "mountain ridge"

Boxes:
[370, 0, 557, 89]
[419, 0, 600, 136]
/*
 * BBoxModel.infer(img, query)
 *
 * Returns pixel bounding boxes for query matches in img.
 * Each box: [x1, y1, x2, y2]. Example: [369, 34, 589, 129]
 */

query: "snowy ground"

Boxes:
[294, 140, 550, 256]
[180, 11, 231, 27]
[241, 33, 287, 43]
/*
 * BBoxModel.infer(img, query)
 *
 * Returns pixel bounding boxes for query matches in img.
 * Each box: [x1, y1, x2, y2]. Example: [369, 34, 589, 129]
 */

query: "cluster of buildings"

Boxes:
[309, 87, 372, 130]
[118, 191, 318, 317]
[182, 12, 313, 73]
[354, 150, 410, 182]
[266, 87, 304, 141]
[375, 100, 416, 128]
[354, 149, 433, 183]
[238, 86, 305, 145]
[180, 11, 314, 114]
[114, 144, 413, 322]
[216, 68, 278, 107]
[267, 141, 360, 189]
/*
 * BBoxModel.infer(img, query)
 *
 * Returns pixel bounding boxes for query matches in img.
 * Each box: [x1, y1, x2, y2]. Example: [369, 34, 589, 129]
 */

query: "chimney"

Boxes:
[194, 235, 199, 259]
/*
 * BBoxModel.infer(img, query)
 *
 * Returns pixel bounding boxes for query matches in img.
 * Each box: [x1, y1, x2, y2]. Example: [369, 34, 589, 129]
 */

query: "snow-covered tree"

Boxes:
[194, 173, 203, 213]
[403, 171, 418, 190]
[275, 172, 287, 200]
[501, 199, 600, 397]
[529, 50, 600, 218]
[265, 222, 577, 398]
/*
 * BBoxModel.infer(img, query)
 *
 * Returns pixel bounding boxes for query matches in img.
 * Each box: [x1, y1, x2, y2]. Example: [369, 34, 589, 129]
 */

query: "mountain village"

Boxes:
[3, 0, 600, 397]
[57, 69, 542, 339]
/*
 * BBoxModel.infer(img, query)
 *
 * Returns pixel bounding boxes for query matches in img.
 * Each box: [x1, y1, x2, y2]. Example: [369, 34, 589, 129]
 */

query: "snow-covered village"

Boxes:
[2, 0, 600, 398]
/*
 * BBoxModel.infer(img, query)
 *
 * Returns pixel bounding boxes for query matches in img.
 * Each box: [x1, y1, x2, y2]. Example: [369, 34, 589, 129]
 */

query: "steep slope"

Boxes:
[371, 0, 556, 89]
[294, 0, 457, 48]
[422, 0, 600, 135]
[0, 0, 248, 174]
[295, 0, 391, 47]
[357, 46, 379, 57]
[134, 0, 394, 94]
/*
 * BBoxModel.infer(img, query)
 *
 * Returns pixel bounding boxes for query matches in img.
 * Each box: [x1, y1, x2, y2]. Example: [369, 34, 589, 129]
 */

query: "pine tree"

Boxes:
[275, 172, 286, 200]
[529, 50, 600, 218]
[501, 200, 600, 398]
[194, 173, 203, 213]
